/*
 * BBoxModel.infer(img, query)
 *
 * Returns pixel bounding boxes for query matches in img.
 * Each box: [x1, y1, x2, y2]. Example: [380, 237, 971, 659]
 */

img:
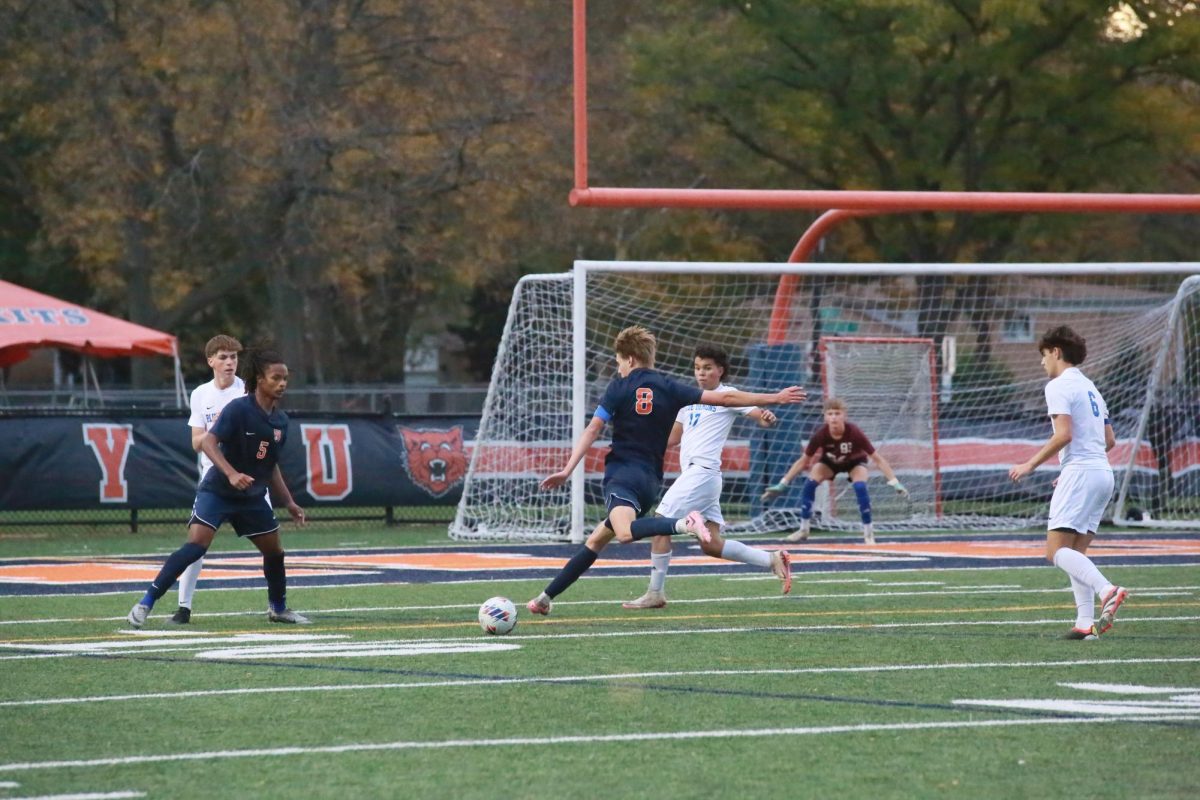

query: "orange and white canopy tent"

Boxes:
[0, 279, 185, 405]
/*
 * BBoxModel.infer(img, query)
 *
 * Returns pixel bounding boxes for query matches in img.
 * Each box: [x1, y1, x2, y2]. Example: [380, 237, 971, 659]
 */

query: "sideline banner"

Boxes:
[0, 414, 478, 511]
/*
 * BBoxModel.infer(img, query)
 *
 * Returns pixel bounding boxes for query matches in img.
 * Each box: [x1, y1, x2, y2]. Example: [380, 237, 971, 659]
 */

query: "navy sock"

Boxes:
[630, 516, 678, 541]
[853, 481, 872, 524]
[143, 542, 207, 606]
[799, 479, 819, 520]
[544, 545, 599, 599]
[263, 552, 287, 612]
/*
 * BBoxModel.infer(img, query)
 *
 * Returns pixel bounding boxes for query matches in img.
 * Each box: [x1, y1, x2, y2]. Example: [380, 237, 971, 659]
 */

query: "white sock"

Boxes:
[648, 552, 671, 592]
[720, 540, 771, 569]
[1070, 577, 1095, 629]
[1052, 548, 1110, 597]
[177, 557, 204, 609]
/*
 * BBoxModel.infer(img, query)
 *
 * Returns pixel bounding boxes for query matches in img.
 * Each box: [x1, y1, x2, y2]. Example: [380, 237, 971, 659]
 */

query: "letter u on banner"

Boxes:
[300, 424, 353, 501]
[82, 423, 134, 503]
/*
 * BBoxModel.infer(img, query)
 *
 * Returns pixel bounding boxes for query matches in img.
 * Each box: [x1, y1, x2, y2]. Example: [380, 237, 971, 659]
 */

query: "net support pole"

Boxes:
[570, 264, 588, 543]
[1112, 274, 1200, 524]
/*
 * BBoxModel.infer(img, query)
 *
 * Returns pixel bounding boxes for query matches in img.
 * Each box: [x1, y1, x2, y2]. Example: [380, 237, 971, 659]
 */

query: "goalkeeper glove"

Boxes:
[887, 478, 908, 498]
[761, 479, 790, 502]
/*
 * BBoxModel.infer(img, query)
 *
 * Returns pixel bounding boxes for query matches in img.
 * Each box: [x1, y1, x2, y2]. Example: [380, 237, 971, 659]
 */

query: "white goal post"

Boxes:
[451, 262, 1200, 541]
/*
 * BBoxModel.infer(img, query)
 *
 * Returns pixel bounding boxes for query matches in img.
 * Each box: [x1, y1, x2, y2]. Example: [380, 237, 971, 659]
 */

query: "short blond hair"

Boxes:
[823, 397, 847, 413]
[205, 334, 243, 358]
[614, 325, 656, 367]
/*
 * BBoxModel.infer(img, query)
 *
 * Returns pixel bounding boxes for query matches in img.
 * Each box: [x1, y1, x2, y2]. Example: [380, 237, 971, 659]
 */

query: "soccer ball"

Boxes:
[478, 596, 517, 635]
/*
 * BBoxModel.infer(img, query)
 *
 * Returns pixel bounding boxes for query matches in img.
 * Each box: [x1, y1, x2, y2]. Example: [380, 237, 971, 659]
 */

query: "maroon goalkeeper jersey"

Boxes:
[805, 422, 875, 466]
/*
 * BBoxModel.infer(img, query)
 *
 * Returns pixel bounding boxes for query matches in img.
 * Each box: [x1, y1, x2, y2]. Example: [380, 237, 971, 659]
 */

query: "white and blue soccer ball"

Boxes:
[478, 596, 517, 635]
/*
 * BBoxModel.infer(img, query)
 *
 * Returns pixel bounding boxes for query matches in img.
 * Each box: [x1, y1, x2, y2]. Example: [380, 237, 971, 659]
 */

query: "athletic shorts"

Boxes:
[656, 464, 725, 527]
[189, 490, 279, 538]
[820, 457, 868, 477]
[1047, 467, 1114, 534]
[602, 463, 661, 519]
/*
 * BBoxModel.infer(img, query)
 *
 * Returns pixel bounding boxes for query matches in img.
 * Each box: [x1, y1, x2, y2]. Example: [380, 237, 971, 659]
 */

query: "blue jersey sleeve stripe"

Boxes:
[594, 405, 612, 423]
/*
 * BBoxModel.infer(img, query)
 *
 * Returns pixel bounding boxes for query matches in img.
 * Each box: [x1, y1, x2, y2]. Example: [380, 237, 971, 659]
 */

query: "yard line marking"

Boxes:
[1, 716, 1196, 773]
[5, 792, 144, 800]
[5, 585, 1200, 628]
[1059, 682, 1199, 695]
[3, 657, 1200, 708]
[0, 782, 20, 788]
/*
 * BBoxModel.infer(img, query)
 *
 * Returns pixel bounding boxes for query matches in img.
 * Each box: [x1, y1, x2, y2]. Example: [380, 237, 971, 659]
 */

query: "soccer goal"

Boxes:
[450, 262, 1200, 542]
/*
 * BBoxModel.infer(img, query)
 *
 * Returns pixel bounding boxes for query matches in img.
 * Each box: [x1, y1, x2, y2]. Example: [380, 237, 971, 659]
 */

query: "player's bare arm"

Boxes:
[190, 426, 206, 453]
[1009, 414, 1072, 482]
[269, 466, 306, 527]
[540, 415, 605, 490]
[700, 386, 806, 407]
[667, 421, 683, 449]
[750, 408, 777, 428]
[870, 451, 909, 496]
[199, 431, 254, 491]
[761, 451, 816, 501]
[1104, 424, 1116, 452]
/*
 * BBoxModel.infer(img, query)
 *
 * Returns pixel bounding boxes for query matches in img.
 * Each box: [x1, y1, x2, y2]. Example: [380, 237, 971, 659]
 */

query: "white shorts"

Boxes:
[656, 465, 725, 528]
[1047, 467, 1114, 534]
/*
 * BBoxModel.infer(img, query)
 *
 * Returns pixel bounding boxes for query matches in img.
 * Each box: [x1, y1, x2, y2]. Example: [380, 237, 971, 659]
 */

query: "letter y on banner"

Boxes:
[82, 424, 134, 503]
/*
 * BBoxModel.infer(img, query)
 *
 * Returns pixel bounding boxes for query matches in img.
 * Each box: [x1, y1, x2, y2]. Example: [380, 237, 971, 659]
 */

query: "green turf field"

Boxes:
[1, 524, 1198, 799]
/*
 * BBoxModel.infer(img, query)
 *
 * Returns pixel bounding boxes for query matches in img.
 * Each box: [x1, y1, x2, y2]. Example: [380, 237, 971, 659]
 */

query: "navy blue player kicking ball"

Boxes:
[527, 326, 807, 616]
[127, 348, 309, 628]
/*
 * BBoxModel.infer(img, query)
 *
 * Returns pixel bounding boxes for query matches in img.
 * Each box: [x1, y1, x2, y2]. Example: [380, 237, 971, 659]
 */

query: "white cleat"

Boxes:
[267, 607, 312, 625]
[862, 523, 875, 545]
[683, 510, 711, 544]
[785, 520, 811, 543]
[622, 590, 667, 609]
[127, 603, 150, 629]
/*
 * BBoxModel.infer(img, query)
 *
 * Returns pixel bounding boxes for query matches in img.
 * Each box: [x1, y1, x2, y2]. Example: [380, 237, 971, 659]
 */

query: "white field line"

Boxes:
[6, 792, 144, 800]
[1, 615, 1198, 663]
[2, 559, 1196, 599]
[2, 715, 1197, 773]
[4, 656, 1200, 709]
[2, 584, 1198, 627]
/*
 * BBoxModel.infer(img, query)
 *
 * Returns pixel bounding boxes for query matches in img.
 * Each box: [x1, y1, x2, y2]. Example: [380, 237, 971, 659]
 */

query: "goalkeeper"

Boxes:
[761, 397, 907, 544]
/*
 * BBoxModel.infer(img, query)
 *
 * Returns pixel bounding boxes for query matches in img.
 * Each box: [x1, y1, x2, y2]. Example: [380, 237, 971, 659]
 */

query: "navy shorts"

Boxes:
[189, 490, 279, 538]
[602, 463, 661, 519]
[821, 457, 869, 478]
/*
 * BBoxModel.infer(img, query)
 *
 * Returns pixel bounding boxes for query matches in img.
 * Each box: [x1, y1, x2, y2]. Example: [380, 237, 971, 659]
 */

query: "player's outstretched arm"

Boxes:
[540, 416, 605, 490]
[762, 453, 814, 501]
[1009, 414, 1072, 482]
[701, 386, 806, 408]
[870, 452, 908, 496]
[269, 465, 306, 527]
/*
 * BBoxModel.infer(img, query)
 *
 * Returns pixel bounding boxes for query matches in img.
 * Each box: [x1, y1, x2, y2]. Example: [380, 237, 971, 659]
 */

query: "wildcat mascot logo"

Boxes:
[399, 426, 468, 497]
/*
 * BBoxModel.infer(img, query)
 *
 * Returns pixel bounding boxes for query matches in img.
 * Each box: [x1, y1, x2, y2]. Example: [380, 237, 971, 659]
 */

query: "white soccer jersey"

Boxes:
[1044, 367, 1111, 470]
[675, 384, 755, 471]
[188, 376, 245, 478]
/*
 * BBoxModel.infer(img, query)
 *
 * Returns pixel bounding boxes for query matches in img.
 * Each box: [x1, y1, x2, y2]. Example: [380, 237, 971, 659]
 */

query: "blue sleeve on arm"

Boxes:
[594, 405, 612, 423]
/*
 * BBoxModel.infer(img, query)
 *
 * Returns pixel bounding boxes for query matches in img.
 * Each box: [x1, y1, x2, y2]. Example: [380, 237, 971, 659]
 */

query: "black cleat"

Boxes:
[169, 606, 192, 625]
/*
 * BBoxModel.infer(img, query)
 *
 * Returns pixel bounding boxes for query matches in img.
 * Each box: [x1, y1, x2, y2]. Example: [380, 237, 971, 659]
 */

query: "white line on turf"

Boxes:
[4, 793, 144, 799]
[2, 716, 1196, 773]
[3, 657, 1199, 708]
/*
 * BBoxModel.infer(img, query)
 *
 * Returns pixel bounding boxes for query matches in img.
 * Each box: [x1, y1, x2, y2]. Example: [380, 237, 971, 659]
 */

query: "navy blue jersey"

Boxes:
[198, 394, 289, 499]
[595, 368, 703, 480]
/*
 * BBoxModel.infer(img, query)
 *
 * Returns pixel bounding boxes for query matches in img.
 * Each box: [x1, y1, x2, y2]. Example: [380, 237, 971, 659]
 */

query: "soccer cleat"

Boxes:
[267, 607, 312, 625]
[622, 590, 667, 610]
[862, 523, 875, 545]
[683, 510, 711, 544]
[526, 594, 552, 616]
[771, 549, 792, 595]
[127, 603, 150, 629]
[1097, 586, 1129, 634]
[169, 606, 192, 625]
[785, 520, 811, 543]
[1063, 625, 1098, 640]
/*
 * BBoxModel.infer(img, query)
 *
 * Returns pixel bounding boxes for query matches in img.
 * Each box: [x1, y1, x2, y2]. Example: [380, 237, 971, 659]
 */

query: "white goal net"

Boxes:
[451, 262, 1200, 541]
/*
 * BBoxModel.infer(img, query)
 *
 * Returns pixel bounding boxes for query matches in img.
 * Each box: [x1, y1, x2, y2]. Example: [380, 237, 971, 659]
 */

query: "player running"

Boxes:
[1008, 325, 1127, 639]
[624, 343, 792, 610]
[760, 397, 908, 545]
[127, 348, 309, 628]
[526, 326, 806, 616]
[170, 334, 245, 624]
